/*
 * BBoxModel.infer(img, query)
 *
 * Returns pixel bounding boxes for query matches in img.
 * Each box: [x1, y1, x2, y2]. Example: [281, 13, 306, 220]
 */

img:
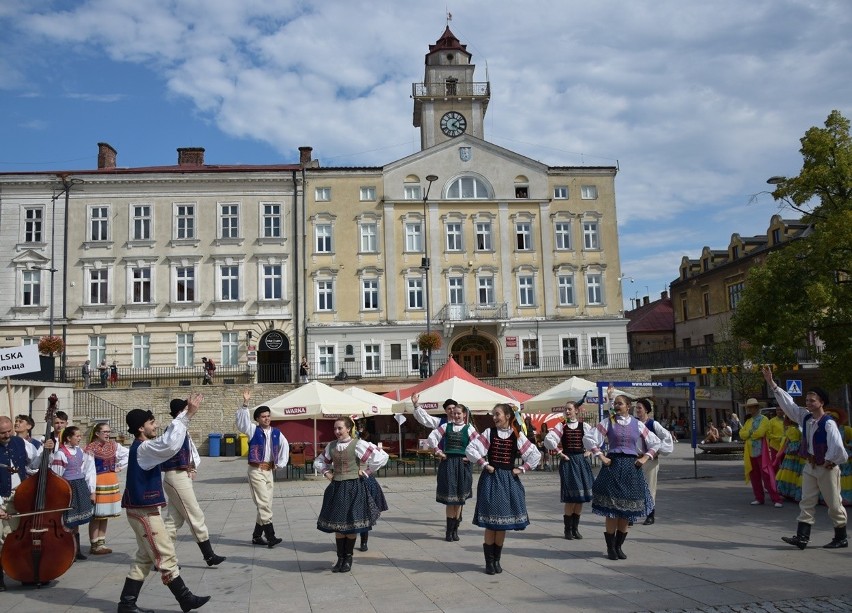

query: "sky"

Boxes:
[2, 0, 851, 310]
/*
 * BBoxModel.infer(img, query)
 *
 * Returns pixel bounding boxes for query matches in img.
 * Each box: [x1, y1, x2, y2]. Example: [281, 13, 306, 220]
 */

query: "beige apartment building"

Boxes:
[0, 26, 628, 383]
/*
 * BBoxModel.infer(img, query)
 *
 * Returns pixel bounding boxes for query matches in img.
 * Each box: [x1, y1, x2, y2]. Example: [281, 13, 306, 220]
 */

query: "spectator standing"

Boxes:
[98, 359, 108, 387]
[729, 412, 742, 441]
[201, 357, 215, 385]
[82, 360, 91, 388]
[764, 367, 847, 549]
[419, 350, 429, 379]
[299, 357, 310, 383]
[109, 361, 118, 387]
[740, 398, 783, 507]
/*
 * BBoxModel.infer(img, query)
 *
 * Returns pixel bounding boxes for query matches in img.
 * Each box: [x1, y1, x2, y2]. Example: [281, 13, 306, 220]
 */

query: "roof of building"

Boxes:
[427, 26, 471, 59]
[626, 296, 674, 334]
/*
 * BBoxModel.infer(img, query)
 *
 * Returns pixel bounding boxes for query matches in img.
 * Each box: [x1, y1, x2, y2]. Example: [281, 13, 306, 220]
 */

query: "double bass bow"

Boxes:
[0, 394, 76, 585]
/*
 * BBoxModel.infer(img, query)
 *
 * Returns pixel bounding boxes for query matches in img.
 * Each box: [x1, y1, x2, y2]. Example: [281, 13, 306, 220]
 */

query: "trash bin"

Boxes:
[238, 433, 249, 457]
[223, 432, 237, 457]
[208, 433, 222, 457]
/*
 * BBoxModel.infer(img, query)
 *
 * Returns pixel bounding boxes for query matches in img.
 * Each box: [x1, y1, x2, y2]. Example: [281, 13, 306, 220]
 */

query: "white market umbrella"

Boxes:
[391, 377, 524, 414]
[341, 386, 394, 415]
[521, 376, 632, 413]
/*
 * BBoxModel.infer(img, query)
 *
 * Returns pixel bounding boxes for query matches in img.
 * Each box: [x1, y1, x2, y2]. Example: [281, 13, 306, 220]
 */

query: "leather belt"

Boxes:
[249, 462, 274, 471]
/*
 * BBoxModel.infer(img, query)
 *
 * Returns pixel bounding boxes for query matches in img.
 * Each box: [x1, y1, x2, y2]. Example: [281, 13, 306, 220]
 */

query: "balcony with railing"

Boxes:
[434, 302, 509, 322]
[412, 81, 490, 99]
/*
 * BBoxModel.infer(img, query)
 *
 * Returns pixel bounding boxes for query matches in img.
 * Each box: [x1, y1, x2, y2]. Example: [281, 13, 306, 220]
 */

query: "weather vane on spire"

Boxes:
[447, 11, 452, 24]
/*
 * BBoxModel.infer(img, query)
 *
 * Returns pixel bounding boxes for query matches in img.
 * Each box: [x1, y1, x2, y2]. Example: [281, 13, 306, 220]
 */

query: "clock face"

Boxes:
[440, 111, 467, 137]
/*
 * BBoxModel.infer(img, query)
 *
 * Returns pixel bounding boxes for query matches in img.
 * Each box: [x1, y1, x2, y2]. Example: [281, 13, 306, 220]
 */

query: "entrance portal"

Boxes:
[257, 330, 292, 383]
[451, 335, 497, 377]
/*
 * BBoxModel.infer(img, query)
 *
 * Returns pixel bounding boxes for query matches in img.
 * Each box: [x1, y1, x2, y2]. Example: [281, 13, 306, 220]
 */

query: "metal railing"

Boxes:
[56, 365, 254, 389]
[434, 302, 509, 322]
[74, 392, 128, 433]
[412, 81, 490, 98]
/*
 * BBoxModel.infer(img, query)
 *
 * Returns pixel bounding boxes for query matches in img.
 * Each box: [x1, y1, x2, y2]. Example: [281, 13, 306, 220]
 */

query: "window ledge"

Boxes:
[16, 242, 47, 252]
[127, 240, 156, 249]
[83, 241, 114, 250]
[169, 239, 200, 248]
[214, 238, 244, 247]
[257, 237, 287, 246]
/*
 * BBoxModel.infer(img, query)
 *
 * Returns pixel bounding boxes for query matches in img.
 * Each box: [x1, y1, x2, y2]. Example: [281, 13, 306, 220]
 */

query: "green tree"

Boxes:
[731, 110, 852, 387]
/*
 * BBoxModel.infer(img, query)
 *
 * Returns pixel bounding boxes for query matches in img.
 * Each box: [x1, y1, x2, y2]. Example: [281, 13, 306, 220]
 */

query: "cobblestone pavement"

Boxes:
[642, 593, 852, 613]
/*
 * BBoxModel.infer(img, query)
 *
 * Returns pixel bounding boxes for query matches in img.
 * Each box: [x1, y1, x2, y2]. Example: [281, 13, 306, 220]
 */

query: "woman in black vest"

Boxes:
[465, 404, 541, 575]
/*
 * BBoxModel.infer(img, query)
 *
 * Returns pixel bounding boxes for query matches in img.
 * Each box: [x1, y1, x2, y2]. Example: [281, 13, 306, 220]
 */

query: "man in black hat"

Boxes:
[117, 393, 210, 613]
[411, 393, 458, 430]
[161, 397, 225, 567]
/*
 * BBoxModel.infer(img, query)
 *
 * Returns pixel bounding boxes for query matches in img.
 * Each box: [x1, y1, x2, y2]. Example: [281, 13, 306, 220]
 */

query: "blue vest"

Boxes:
[122, 439, 166, 508]
[248, 427, 282, 464]
[799, 414, 831, 464]
[160, 436, 192, 471]
[0, 437, 29, 497]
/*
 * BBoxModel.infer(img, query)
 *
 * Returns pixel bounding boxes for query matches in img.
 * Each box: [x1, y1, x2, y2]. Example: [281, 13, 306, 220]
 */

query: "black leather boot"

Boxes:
[198, 540, 226, 566]
[339, 537, 355, 573]
[445, 517, 454, 542]
[251, 523, 267, 546]
[359, 532, 369, 552]
[615, 531, 628, 559]
[823, 525, 848, 549]
[643, 510, 655, 525]
[166, 576, 210, 613]
[604, 532, 618, 560]
[782, 522, 811, 550]
[74, 532, 87, 560]
[571, 514, 583, 539]
[483, 543, 496, 575]
[263, 523, 283, 548]
[563, 514, 573, 540]
[117, 578, 154, 613]
[331, 538, 345, 572]
[492, 544, 503, 574]
[451, 517, 460, 541]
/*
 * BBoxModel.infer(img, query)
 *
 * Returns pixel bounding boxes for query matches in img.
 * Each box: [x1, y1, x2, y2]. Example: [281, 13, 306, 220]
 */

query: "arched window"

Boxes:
[446, 176, 492, 199]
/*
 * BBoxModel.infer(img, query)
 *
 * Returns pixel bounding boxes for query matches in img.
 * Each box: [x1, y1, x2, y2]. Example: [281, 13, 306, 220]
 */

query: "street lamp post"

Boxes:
[422, 174, 438, 376]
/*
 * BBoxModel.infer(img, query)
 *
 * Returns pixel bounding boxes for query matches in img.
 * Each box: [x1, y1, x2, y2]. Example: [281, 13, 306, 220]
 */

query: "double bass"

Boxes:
[1, 395, 76, 584]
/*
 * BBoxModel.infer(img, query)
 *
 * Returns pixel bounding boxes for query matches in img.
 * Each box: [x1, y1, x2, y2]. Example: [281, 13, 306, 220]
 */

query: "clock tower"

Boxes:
[413, 26, 490, 149]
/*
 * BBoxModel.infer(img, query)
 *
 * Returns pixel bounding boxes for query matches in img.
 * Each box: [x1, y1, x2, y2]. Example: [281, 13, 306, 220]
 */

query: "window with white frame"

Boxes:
[131, 267, 152, 303]
[448, 277, 464, 304]
[219, 265, 239, 301]
[360, 186, 376, 201]
[262, 264, 282, 300]
[583, 221, 600, 250]
[176, 333, 194, 367]
[403, 184, 421, 200]
[557, 275, 575, 306]
[515, 222, 532, 250]
[22, 270, 41, 306]
[221, 331, 239, 366]
[24, 208, 43, 243]
[316, 280, 334, 311]
[219, 203, 239, 239]
[132, 205, 152, 240]
[561, 337, 579, 367]
[315, 224, 332, 253]
[22, 337, 38, 346]
[590, 336, 608, 366]
[581, 185, 598, 200]
[405, 222, 423, 252]
[88, 269, 109, 304]
[586, 273, 603, 305]
[132, 334, 150, 368]
[555, 221, 572, 250]
[262, 203, 281, 238]
[175, 204, 195, 239]
[364, 344, 381, 374]
[407, 278, 423, 309]
[90, 206, 109, 241]
[175, 267, 196, 303]
[88, 335, 106, 365]
[475, 222, 492, 251]
[477, 276, 494, 305]
[522, 339, 539, 368]
[360, 222, 377, 253]
[362, 279, 379, 310]
[447, 176, 490, 199]
[318, 345, 335, 375]
[315, 187, 331, 201]
[446, 222, 462, 251]
[553, 186, 569, 199]
[410, 342, 420, 372]
[518, 276, 535, 307]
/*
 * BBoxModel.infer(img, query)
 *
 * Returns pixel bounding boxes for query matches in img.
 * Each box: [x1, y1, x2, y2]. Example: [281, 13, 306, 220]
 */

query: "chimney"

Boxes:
[661, 290, 669, 300]
[643, 296, 650, 306]
[97, 142, 117, 169]
[299, 146, 313, 168]
[177, 147, 205, 166]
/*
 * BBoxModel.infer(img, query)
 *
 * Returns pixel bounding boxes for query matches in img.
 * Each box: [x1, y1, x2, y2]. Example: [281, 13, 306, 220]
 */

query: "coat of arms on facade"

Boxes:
[459, 147, 472, 162]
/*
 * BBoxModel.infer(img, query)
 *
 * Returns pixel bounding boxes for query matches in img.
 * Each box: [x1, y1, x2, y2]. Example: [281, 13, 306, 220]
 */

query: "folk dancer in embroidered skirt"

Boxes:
[634, 398, 674, 525]
[776, 417, 805, 501]
[84, 422, 128, 555]
[315, 417, 389, 573]
[427, 404, 477, 542]
[117, 395, 210, 613]
[544, 400, 594, 539]
[162, 397, 226, 566]
[584, 394, 661, 561]
[354, 418, 388, 552]
[764, 367, 848, 549]
[236, 389, 289, 548]
[50, 425, 96, 561]
[466, 403, 540, 575]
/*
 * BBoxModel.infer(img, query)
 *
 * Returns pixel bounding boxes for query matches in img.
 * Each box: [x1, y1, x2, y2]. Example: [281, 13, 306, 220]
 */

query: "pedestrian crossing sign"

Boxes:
[786, 380, 803, 396]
